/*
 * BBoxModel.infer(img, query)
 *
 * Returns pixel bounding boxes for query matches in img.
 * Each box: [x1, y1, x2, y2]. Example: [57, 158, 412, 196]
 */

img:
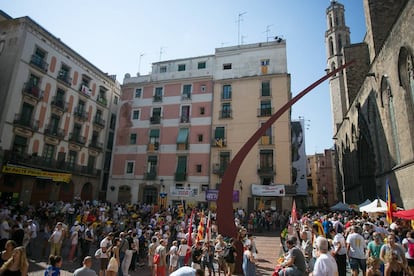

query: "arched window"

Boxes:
[329, 37, 334, 56]
[329, 16, 333, 28]
[381, 76, 400, 164]
[338, 35, 343, 52]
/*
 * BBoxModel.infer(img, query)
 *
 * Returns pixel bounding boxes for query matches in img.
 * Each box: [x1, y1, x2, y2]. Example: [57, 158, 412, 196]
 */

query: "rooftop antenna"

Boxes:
[159, 47, 165, 61]
[236, 12, 247, 46]
[138, 53, 144, 75]
[264, 25, 273, 42]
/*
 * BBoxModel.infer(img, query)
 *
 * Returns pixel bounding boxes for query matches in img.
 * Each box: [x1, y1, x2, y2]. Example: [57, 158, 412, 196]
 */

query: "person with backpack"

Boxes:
[402, 230, 414, 276]
[224, 238, 237, 276]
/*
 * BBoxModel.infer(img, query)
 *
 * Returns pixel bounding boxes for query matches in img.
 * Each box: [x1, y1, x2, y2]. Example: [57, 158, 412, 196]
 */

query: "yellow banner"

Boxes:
[2, 165, 71, 183]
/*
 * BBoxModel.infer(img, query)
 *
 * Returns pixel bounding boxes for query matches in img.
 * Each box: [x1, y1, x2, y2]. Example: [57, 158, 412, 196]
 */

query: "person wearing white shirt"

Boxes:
[346, 226, 367, 276]
[311, 236, 338, 276]
[330, 228, 346, 276]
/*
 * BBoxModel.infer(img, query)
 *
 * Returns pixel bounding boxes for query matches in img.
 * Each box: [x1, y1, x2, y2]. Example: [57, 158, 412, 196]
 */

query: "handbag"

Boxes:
[153, 253, 160, 264]
[107, 256, 118, 272]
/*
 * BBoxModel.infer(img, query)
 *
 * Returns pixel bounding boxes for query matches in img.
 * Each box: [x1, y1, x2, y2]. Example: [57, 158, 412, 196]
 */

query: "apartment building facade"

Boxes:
[110, 41, 293, 211]
[211, 42, 292, 212]
[306, 149, 338, 207]
[110, 56, 214, 207]
[0, 12, 121, 204]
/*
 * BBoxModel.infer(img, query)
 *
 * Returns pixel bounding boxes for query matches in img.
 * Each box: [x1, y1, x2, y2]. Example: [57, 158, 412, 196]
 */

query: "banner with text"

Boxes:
[251, 184, 285, 196]
[205, 189, 239, 202]
[2, 165, 72, 183]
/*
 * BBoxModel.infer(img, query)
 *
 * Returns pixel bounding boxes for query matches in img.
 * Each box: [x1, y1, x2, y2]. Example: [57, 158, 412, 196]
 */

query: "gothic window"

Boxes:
[381, 76, 400, 164]
[338, 35, 342, 52]
[329, 37, 334, 56]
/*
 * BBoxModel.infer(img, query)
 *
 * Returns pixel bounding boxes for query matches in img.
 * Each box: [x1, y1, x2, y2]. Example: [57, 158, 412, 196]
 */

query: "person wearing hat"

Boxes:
[280, 237, 307, 276]
[225, 238, 237, 276]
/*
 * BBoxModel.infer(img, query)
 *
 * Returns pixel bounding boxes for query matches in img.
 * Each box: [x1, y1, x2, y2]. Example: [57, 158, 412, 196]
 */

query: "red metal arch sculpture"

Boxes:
[216, 60, 355, 237]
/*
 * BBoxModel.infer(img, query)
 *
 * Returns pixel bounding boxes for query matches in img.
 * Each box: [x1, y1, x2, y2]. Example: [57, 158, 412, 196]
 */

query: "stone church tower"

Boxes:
[325, 1, 351, 134]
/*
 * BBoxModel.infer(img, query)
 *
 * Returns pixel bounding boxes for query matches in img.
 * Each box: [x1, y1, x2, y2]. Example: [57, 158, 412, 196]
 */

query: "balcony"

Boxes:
[3, 150, 101, 177]
[13, 114, 39, 132]
[57, 71, 72, 87]
[69, 133, 86, 145]
[257, 166, 275, 175]
[211, 138, 226, 147]
[44, 125, 65, 139]
[93, 116, 106, 128]
[22, 83, 43, 102]
[79, 84, 92, 97]
[51, 97, 67, 112]
[259, 136, 274, 145]
[89, 140, 103, 150]
[219, 109, 232, 119]
[180, 116, 190, 123]
[147, 142, 159, 151]
[177, 143, 189, 150]
[150, 116, 161, 124]
[96, 96, 108, 107]
[153, 95, 162, 102]
[174, 172, 187, 181]
[145, 171, 157, 180]
[73, 108, 88, 121]
[181, 94, 191, 100]
[258, 107, 273, 117]
[30, 54, 48, 72]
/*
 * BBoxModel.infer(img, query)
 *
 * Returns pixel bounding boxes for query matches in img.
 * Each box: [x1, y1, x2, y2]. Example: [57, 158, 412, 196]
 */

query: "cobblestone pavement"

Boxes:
[28, 230, 281, 276]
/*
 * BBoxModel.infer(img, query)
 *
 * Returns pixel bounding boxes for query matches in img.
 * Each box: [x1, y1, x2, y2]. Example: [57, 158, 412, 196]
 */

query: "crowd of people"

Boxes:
[276, 211, 414, 276]
[2, 199, 413, 276]
[0, 199, 281, 276]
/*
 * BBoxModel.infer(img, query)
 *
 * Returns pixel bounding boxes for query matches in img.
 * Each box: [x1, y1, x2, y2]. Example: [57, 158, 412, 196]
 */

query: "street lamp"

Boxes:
[160, 178, 165, 190]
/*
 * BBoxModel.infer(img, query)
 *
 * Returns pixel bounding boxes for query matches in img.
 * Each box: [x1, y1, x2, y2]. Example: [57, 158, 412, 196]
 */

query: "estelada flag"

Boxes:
[386, 179, 397, 224]
[290, 199, 297, 225]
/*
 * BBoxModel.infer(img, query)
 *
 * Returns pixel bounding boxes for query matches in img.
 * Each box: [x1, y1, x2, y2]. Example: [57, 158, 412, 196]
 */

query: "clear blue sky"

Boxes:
[2, 0, 365, 154]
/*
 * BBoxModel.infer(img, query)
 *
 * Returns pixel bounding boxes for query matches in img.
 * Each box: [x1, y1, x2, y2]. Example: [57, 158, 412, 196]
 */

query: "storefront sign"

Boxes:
[170, 188, 193, 197]
[251, 184, 285, 196]
[2, 165, 72, 183]
[205, 189, 239, 202]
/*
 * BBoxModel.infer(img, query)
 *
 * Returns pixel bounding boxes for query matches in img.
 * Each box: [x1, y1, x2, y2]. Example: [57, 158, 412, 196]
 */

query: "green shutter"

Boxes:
[214, 127, 225, 139]
[177, 128, 189, 143]
[149, 129, 160, 137]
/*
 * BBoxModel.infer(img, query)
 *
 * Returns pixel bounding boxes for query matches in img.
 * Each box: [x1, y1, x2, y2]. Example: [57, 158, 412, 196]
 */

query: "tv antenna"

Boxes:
[138, 53, 145, 75]
[264, 25, 273, 42]
[159, 47, 165, 61]
[236, 12, 247, 46]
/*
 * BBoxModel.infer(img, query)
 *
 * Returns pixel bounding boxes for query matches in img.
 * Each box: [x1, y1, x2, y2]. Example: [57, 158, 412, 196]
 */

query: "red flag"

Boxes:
[184, 209, 195, 265]
[196, 210, 205, 243]
[290, 199, 297, 224]
[386, 179, 397, 224]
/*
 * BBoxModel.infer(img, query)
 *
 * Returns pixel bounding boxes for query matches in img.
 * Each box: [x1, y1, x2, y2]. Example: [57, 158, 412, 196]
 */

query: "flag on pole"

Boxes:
[386, 179, 397, 224]
[204, 211, 211, 243]
[196, 210, 205, 243]
[290, 199, 297, 225]
[184, 209, 195, 265]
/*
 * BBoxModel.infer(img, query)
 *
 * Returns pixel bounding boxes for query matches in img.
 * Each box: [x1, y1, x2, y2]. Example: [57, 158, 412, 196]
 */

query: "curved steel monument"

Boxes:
[216, 61, 355, 237]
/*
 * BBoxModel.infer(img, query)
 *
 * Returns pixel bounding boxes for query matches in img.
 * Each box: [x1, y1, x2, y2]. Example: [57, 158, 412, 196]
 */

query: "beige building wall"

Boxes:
[210, 41, 292, 212]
